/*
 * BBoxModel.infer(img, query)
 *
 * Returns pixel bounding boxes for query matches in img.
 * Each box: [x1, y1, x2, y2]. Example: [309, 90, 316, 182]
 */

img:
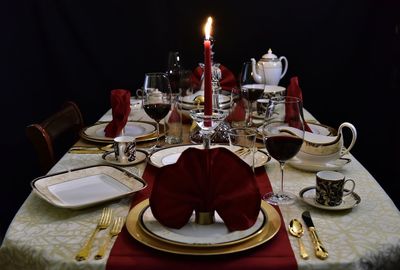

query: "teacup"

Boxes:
[113, 136, 136, 163]
[263, 85, 286, 99]
[256, 98, 269, 116]
[294, 122, 357, 164]
[315, 171, 356, 206]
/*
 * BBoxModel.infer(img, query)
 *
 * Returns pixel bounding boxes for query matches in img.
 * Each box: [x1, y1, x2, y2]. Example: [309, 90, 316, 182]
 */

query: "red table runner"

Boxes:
[106, 164, 297, 270]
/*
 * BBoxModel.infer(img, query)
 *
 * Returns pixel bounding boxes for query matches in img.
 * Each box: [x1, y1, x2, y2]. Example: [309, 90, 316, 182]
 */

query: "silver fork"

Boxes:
[75, 208, 113, 261]
[94, 217, 124, 260]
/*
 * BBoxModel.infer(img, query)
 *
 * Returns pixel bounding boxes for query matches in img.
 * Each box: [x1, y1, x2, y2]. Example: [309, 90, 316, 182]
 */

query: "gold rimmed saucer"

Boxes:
[125, 199, 281, 255]
[102, 150, 147, 166]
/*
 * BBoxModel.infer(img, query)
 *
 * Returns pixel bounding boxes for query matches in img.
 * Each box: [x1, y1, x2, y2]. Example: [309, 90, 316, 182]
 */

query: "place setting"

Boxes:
[80, 89, 163, 144]
[125, 146, 282, 255]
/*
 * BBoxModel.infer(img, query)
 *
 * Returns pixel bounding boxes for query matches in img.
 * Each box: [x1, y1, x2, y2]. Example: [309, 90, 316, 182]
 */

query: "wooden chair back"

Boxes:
[26, 101, 84, 174]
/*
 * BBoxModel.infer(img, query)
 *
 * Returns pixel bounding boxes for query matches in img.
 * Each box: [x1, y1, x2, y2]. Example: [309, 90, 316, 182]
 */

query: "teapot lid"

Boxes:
[261, 48, 277, 60]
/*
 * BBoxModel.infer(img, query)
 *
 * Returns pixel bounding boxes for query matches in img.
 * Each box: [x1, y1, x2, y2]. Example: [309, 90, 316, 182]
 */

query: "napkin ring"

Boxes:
[195, 211, 215, 225]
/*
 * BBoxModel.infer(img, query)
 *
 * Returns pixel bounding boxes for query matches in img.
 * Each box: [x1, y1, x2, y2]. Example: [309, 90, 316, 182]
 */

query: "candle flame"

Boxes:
[204, 17, 213, 40]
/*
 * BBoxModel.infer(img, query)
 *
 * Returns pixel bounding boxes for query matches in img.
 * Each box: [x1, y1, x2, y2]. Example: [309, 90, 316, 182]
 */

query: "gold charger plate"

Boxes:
[126, 199, 281, 255]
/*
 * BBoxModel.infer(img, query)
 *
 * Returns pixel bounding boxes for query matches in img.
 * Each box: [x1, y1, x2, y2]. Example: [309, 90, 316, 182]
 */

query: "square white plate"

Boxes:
[31, 165, 147, 209]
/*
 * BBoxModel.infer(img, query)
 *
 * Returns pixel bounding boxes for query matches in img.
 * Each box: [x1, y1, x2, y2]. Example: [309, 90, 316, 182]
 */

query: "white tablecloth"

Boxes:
[1, 107, 399, 270]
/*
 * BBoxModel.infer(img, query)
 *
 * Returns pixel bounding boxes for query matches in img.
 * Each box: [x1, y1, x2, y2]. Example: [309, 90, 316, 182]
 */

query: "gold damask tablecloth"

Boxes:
[1, 106, 399, 270]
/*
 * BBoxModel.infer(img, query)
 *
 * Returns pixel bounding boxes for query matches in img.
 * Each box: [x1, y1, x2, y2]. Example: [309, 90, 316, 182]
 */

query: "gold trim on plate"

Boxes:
[80, 121, 163, 143]
[125, 199, 281, 255]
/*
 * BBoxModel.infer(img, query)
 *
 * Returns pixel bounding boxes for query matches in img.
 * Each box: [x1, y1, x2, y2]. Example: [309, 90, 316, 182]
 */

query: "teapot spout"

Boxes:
[250, 58, 263, 83]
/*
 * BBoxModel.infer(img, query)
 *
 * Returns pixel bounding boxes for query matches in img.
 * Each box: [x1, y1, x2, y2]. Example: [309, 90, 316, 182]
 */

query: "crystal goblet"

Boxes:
[190, 109, 227, 149]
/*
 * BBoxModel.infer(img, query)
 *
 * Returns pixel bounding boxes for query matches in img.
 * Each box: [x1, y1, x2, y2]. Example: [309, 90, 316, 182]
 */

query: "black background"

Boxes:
[1, 0, 399, 235]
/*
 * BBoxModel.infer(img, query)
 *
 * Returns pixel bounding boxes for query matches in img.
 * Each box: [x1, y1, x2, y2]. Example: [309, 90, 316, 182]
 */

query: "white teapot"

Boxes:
[251, 49, 288, 85]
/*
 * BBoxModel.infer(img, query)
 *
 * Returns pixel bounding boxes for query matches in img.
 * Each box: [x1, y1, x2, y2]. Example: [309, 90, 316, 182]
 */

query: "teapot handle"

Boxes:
[338, 122, 357, 157]
[279, 56, 288, 79]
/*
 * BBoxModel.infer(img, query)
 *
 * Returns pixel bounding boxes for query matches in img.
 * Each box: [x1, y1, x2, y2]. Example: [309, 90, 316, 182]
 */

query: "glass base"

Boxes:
[262, 191, 296, 206]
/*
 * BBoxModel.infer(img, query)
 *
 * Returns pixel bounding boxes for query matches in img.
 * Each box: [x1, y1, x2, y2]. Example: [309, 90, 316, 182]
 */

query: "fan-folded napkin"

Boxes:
[104, 89, 131, 137]
[191, 64, 237, 91]
[150, 147, 261, 231]
[285, 77, 312, 132]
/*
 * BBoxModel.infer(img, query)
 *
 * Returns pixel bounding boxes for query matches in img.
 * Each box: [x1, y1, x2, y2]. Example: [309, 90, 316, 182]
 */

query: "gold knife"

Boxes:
[301, 211, 328, 259]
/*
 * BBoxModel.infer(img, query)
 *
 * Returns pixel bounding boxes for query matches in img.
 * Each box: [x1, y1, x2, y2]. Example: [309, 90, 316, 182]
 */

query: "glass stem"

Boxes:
[155, 122, 160, 147]
[203, 133, 211, 149]
[279, 161, 285, 193]
[248, 101, 253, 126]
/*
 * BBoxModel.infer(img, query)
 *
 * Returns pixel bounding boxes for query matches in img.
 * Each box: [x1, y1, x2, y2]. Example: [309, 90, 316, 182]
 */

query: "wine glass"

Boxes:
[142, 73, 172, 152]
[240, 61, 264, 126]
[190, 108, 227, 149]
[261, 96, 305, 205]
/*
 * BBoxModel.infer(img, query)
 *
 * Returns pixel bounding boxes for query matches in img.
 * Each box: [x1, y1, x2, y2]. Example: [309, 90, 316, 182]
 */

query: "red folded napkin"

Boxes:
[104, 89, 131, 137]
[225, 98, 246, 123]
[191, 64, 238, 91]
[150, 147, 261, 231]
[285, 77, 312, 132]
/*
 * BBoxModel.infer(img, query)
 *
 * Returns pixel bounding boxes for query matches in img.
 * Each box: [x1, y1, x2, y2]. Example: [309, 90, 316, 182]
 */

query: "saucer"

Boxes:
[299, 186, 361, 211]
[288, 157, 351, 172]
[102, 150, 147, 166]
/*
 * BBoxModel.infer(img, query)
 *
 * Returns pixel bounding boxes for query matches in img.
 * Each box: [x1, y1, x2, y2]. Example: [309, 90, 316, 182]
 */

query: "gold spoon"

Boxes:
[289, 219, 309, 259]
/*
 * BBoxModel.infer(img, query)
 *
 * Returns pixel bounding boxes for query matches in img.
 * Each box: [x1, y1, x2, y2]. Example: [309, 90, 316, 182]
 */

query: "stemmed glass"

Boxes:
[190, 108, 227, 149]
[240, 61, 264, 126]
[261, 96, 305, 205]
[142, 73, 172, 152]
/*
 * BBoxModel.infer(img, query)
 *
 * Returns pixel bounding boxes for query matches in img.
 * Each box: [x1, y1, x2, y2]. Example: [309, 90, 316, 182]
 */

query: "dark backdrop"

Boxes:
[1, 0, 399, 235]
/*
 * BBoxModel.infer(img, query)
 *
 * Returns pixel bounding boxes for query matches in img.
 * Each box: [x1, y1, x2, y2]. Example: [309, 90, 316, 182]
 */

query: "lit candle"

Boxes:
[203, 17, 213, 120]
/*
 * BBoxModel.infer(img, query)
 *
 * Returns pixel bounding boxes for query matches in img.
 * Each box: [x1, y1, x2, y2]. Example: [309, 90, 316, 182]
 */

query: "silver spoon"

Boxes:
[289, 219, 309, 259]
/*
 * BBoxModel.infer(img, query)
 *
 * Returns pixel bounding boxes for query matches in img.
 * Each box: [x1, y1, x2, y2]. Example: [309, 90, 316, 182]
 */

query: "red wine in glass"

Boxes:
[241, 84, 264, 126]
[242, 85, 265, 103]
[262, 96, 305, 205]
[142, 73, 172, 151]
[264, 135, 303, 161]
[143, 103, 171, 122]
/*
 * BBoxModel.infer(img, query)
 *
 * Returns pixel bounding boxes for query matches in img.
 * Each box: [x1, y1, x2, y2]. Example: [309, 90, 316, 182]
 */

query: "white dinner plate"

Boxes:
[263, 85, 286, 94]
[31, 165, 147, 209]
[126, 199, 281, 255]
[139, 205, 266, 247]
[299, 186, 361, 210]
[149, 144, 270, 169]
[102, 150, 147, 166]
[288, 156, 351, 172]
[81, 121, 156, 143]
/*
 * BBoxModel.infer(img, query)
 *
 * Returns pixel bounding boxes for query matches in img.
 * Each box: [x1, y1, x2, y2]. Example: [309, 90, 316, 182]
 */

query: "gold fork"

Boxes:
[235, 147, 251, 157]
[94, 217, 124, 260]
[75, 208, 112, 261]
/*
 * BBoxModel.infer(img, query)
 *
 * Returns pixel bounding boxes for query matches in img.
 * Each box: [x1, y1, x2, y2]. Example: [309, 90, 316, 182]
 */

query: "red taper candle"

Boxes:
[203, 17, 213, 126]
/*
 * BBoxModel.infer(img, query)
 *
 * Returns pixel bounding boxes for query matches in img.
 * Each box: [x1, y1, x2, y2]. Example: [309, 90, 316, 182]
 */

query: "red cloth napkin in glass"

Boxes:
[285, 76, 312, 132]
[225, 98, 246, 123]
[150, 147, 261, 232]
[104, 89, 131, 137]
[191, 64, 237, 91]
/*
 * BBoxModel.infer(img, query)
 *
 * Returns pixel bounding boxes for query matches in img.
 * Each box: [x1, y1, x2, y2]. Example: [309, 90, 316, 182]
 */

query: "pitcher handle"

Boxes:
[279, 56, 288, 79]
[338, 122, 357, 157]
